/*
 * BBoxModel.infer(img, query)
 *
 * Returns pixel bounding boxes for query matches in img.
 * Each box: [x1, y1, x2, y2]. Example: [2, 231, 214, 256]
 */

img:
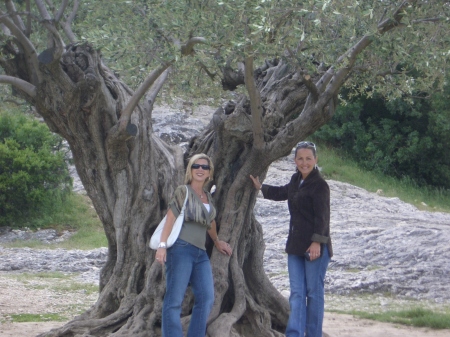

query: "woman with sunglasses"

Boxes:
[250, 141, 332, 337]
[155, 153, 232, 337]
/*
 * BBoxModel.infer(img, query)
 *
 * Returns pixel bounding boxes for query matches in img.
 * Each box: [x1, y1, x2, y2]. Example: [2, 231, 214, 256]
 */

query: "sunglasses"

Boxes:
[191, 164, 211, 170]
[297, 141, 316, 150]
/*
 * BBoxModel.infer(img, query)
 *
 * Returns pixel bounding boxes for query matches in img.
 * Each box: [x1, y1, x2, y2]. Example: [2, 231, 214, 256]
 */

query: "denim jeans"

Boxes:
[162, 239, 214, 337]
[285, 246, 330, 337]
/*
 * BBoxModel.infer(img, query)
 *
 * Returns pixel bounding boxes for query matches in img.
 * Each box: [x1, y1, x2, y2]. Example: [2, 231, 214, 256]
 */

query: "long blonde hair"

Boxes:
[185, 153, 214, 185]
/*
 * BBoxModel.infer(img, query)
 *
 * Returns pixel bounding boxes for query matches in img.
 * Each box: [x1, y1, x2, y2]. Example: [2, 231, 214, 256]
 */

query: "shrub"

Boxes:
[315, 87, 450, 190]
[0, 110, 72, 227]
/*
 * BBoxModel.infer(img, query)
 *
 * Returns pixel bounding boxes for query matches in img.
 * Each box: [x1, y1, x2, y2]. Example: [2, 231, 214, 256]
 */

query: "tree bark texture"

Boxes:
[2, 41, 335, 336]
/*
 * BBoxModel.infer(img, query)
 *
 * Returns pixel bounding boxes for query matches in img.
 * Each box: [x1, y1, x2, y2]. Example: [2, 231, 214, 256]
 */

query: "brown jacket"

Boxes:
[261, 168, 333, 257]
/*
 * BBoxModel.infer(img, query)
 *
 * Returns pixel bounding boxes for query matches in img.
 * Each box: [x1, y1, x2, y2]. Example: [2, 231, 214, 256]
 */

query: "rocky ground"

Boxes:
[1, 105, 450, 336]
[259, 155, 450, 305]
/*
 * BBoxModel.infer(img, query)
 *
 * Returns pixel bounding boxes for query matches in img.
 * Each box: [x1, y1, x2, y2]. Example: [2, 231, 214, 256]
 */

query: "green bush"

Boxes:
[0, 110, 72, 227]
[315, 86, 450, 189]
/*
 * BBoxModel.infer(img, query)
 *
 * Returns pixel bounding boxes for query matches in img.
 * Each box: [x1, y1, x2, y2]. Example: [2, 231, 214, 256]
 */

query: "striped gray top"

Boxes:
[168, 185, 216, 249]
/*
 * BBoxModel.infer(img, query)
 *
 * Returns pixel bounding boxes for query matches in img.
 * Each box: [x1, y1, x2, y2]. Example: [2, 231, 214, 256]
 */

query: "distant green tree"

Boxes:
[427, 81, 450, 187]
[315, 85, 450, 189]
[0, 110, 72, 227]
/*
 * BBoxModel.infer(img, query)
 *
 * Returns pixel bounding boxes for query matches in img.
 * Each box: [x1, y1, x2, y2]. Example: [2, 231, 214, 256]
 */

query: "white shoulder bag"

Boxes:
[149, 185, 189, 250]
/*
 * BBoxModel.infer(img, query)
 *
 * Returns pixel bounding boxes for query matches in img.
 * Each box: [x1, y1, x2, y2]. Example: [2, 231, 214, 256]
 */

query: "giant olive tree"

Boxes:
[0, 1, 448, 336]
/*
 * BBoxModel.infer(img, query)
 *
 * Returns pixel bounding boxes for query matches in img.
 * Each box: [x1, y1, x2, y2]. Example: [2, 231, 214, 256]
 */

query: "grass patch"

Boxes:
[1, 272, 99, 321]
[41, 193, 107, 250]
[268, 270, 289, 277]
[14, 271, 71, 280]
[52, 282, 99, 295]
[10, 313, 67, 322]
[326, 293, 450, 330]
[316, 142, 450, 213]
[4, 193, 107, 250]
[8, 272, 99, 295]
[349, 308, 450, 329]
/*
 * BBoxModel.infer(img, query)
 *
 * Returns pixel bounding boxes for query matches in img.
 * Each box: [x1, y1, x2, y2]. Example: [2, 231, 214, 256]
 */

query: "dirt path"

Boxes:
[1, 314, 449, 337]
[323, 312, 450, 337]
[1, 272, 449, 337]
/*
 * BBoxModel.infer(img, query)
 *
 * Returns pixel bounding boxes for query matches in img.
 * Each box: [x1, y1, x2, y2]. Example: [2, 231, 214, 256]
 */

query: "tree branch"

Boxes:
[26, 0, 31, 37]
[221, 61, 245, 91]
[336, 35, 373, 66]
[119, 62, 174, 134]
[1, 22, 11, 35]
[59, 0, 79, 43]
[5, 0, 26, 32]
[54, 0, 70, 23]
[244, 55, 264, 150]
[378, 8, 388, 25]
[377, 0, 414, 33]
[197, 60, 216, 81]
[295, 39, 305, 55]
[33, 0, 66, 60]
[412, 17, 445, 24]
[35, 0, 52, 21]
[40, 20, 65, 58]
[332, 2, 423, 95]
[118, 35, 209, 134]
[2, 98, 27, 105]
[180, 37, 207, 56]
[0, 75, 36, 97]
[65, 0, 78, 26]
[266, 9, 293, 44]
[0, 14, 41, 82]
[43, 0, 77, 43]
[266, 0, 418, 160]
[267, 1, 427, 159]
[144, 67, 171, 118]
[286, 46, 319, 101]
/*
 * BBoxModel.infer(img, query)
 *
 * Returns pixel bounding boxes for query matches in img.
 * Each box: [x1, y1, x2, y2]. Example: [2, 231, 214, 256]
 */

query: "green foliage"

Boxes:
[350, 308, 450, 329]
[329, 294, 450, 330]
[64, 0, 449, 101]
[0, 109, 72, 228]
[315, 84, 450, 189]
[15, 271, 71, 279]
[4, 193, 107, 250]
[48, 196, 107, 250]
[10, 313, 67, 322]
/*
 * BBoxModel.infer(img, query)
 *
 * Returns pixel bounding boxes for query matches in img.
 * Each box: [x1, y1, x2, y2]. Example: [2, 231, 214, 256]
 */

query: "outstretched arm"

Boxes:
[208, 220, 232, 256]
[155, 209, 177, 265]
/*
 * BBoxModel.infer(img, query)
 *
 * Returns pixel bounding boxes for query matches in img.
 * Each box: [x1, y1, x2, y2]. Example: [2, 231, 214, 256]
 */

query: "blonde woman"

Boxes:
[155, 153, 232, 337]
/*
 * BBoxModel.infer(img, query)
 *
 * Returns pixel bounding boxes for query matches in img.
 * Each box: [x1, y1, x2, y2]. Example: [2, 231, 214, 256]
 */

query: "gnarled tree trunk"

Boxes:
[0, 1, 420, 336]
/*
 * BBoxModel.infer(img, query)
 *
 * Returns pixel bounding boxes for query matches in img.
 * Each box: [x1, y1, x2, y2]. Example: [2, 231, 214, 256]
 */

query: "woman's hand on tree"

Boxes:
[249, 175, 262, 190]
[215, 240, 232, 256]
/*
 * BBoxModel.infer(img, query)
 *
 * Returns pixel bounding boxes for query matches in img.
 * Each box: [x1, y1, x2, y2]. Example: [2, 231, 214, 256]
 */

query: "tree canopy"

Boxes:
[65, 0, 449, 102]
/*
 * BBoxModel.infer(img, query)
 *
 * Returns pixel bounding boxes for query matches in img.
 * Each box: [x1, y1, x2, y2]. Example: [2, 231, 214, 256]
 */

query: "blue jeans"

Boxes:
[286, 246, 330, 337]
[162, 239, 214, 337]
